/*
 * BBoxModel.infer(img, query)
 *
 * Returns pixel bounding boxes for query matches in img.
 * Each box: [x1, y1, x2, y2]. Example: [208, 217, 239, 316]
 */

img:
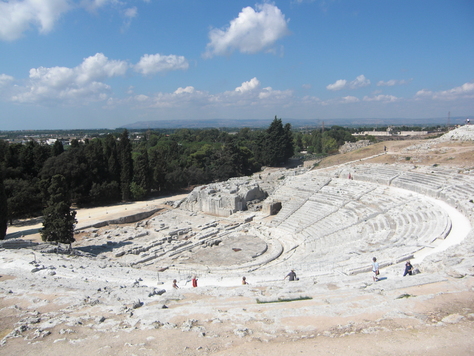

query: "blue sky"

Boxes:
[0, 0, 473, 130]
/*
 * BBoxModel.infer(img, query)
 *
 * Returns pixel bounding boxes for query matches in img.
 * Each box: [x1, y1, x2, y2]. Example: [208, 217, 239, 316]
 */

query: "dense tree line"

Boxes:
[0, 118, 360, 242]
[293, 125, 356, 155]
[0, 117, 302, 234]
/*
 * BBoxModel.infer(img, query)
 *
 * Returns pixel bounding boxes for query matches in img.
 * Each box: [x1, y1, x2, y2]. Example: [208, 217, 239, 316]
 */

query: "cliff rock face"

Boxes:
[179, 178, 268, 217]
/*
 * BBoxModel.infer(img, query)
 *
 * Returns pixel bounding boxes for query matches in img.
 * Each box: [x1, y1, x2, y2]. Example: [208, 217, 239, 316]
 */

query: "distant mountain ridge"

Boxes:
[120, 117, 469, 129]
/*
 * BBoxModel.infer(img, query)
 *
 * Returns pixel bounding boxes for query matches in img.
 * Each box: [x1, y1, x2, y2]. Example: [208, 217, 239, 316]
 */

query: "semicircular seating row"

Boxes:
[265, 169, 458, 274]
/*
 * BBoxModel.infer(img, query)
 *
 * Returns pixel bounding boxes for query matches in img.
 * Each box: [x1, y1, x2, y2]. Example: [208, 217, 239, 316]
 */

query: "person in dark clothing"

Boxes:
[284, 270, 297, 281]
[403, 261, 413, 276]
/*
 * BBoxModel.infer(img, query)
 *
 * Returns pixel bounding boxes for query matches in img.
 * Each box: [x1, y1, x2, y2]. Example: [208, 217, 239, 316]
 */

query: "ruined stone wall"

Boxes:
[338, 140, 372, 154]
[179, 178, 267, 217]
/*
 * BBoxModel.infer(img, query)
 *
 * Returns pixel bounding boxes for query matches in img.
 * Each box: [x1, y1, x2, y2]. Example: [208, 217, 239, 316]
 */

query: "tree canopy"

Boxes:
[40, 174, 77, 246]
[0, 120, 357, 224]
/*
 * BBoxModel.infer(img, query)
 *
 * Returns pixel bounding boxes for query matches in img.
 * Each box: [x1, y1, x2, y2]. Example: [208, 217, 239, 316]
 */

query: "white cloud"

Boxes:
[135, 94, 148, 102]
[363, 94, 398, 102]
[258, 87, 293, 101]
[0, 0, 141, 41]
[174, 86, 195, 95]
[0, 0, 71, 41]
[340, 95, 359, 103]
[80, 0, 114, 12]
[326, 79, 347, 91]
[326, 75, 370, 91]
[377, 79, 411, 86]
[291, 0, 316, 4]
[415, 89, 432, 98]
[235, 77, 260, 93]
[0, 74, 14, 86]
[76, 53, 128, 84]
[130, 77, 294, 111]
[142, 86, 208, 109]
[301, 95, 321, 104]
[348, 75, 370, 89]
[416, 82, 474, 101]
[124, 6, 137, 18]
[135, 54, 189, 75]
[204, 3, 289, 58]
[121, 6, 138, 31]
[10, 53, 128, 104]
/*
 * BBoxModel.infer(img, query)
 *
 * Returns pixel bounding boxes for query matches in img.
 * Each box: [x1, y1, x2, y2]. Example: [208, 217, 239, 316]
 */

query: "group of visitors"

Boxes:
[372, 257, 415, 282]
[173, 275, 198, 289]
[171, 259, 415, 288]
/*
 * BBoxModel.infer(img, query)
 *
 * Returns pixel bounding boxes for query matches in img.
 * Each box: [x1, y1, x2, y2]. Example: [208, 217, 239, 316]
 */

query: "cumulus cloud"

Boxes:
[135, 54, 189, 75]
[258, 87, 293, 101]
[340, 95, 359, 103]
[363, 94, 398, 102]
[416, 82, 474, 101]
[326, 75, 370, 91]
[235, 77, 260, 93]
[76, 53, 128, 83]
[0, 0, 141, 41]
[174, 86, 196, 95]
[377, 79, 411, 86]
[0, 0, 71, 41]
[203, 2, 289, 58]
[326, 79, 347, 91]
[141, 86, 208, 109]
[10, 53, 128, 104]
[130, 77, 293, 110]
[0, 74, 14, 86]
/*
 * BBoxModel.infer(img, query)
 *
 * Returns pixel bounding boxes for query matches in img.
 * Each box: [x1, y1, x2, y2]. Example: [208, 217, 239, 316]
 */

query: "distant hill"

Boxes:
[120, 117, 469, 130]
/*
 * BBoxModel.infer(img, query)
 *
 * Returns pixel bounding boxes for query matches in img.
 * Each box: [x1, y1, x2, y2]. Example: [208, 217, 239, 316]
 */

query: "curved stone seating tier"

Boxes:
[263, 172, 453, 274]
[391, 172, 446, 196]
[349, 164, 474, 223]
[345, 166, 401, 185]
[116, 159, 470, 277]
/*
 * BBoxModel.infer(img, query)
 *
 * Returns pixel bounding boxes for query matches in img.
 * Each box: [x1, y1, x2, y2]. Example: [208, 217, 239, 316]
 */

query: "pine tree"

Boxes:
[0, 174, 7, 240]
[41, 174, 77, 249]
[132, 148, 150, 200]
[283, 123, 294, 161]
[52, 139, 64, 157]
[118, 130, 133, 201]
[264, 116, 287, 166]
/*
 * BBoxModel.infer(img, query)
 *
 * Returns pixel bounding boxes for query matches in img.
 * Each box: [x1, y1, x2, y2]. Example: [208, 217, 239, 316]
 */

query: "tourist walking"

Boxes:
[284, 269, 298, 281]
[172, 279, 179, 289]
[372, 257, 380, 282]
[192, 276, 198, 287]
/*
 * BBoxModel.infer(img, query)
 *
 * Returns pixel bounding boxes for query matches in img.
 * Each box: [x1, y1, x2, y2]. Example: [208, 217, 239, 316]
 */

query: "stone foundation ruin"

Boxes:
[178, 178, 268, 217]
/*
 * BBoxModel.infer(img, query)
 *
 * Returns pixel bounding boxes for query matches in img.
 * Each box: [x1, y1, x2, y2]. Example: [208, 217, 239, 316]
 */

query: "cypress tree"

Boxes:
[132, 148, 150, 199]
[265, 116, 286, 166]
[41, 174, 77, 249]
[0, 174, 7, 240]
[118, 130, 133, 201]
[52, 139, 64, 156]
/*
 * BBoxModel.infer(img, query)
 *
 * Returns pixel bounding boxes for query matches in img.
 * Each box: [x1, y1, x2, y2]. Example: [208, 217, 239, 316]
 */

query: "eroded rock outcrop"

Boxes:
[178, 178, 267, 217]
